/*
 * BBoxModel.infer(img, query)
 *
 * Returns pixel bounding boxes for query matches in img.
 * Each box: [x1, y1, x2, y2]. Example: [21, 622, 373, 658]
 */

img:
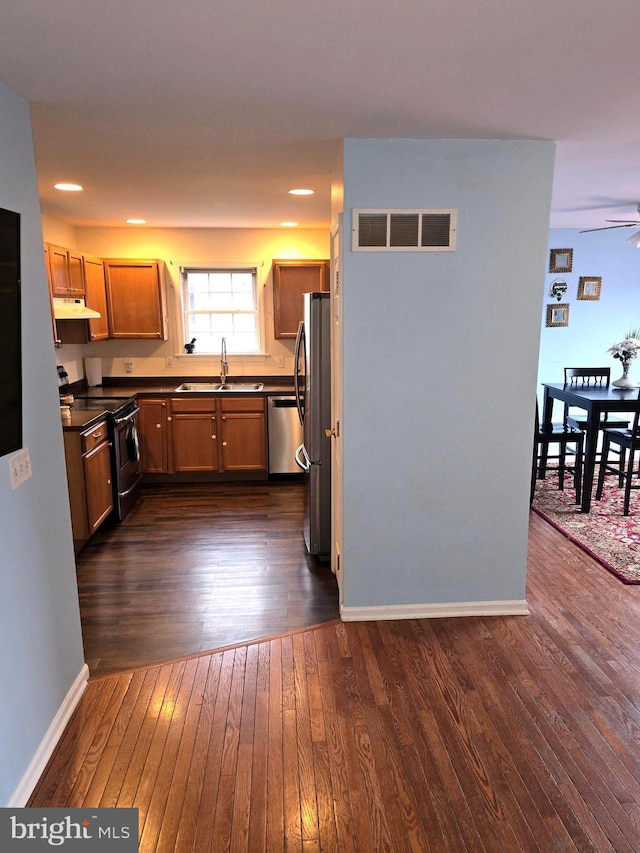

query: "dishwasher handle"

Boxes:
[270, 397, 297, 408]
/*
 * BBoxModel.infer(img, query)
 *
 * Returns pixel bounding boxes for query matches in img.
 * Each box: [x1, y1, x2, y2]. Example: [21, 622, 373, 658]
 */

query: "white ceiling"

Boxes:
[1, 0, 640, 231]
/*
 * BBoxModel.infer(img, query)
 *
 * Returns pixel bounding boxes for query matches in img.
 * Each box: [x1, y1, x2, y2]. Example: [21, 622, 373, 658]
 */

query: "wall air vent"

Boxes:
[352, 209, 457, 252]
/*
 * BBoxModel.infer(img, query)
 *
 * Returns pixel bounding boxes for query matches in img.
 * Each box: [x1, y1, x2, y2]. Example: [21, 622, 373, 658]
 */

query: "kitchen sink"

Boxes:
[174, 382, 264, 392]
[219, 383, 264, 391]
[174, 382, 223, 391]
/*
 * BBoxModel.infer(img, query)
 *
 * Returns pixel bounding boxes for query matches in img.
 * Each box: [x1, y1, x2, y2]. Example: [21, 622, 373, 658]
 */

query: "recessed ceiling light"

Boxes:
[126, 219, 146, 225]
[54, 183, 83, 192]
[280, 221, 299, 227]
[288, 188, 314, 196]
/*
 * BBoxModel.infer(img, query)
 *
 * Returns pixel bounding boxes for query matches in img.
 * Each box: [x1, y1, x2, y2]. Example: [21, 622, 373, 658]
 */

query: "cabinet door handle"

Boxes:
[155, 423, 161, 429]
[212, 434, 217, 440]
[222, 441, 227, 446]
[167, 416, 172, 422]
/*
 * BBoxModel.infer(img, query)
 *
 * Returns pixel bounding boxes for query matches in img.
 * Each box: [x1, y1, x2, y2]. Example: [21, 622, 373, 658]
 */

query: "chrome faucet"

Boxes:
[220, 336, 229, 384]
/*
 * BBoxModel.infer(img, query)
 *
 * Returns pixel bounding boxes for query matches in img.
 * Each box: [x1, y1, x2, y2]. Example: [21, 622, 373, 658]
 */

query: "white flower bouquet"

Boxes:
[608, 332, 640, 367]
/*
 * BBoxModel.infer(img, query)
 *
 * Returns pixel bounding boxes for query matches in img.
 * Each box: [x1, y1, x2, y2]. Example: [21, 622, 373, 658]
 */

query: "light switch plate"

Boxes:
[10, 447, 32, 489]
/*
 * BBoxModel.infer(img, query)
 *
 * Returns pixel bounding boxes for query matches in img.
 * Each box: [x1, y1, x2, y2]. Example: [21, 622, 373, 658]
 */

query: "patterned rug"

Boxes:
[532, 467, 640, 584]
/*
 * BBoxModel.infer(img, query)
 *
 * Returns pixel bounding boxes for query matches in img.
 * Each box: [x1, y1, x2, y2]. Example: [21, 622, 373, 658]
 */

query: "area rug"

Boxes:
[532, 468, 640, 584]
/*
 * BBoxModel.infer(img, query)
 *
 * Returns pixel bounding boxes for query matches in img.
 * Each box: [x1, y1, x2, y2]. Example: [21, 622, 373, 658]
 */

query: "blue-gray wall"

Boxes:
[0, 81, 86, 805]
[340, 138, 555, 610]
[538, 227, 640, 395]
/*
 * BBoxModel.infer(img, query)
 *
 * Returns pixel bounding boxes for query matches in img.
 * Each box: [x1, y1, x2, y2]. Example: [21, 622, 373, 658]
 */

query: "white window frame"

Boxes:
[177, 263, 266, 357]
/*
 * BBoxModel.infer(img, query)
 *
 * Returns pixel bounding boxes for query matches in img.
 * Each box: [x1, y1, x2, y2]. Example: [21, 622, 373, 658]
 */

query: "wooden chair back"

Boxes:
[564, 367, 610, 387]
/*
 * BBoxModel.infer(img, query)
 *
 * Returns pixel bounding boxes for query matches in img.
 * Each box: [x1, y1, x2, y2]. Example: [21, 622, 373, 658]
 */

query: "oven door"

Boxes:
[112, 405, 142, 520]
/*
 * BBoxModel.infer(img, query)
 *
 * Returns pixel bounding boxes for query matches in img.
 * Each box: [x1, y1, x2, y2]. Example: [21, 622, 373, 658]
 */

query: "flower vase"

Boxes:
[612, 361, 639, 389]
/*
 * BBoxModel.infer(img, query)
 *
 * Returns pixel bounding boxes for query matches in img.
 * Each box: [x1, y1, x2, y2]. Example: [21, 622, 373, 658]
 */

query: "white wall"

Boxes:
[340, 138, 555, 613]
[0, 82, 86, 805]
[44, 224, 329, 383]
[538, 227, 640, 396]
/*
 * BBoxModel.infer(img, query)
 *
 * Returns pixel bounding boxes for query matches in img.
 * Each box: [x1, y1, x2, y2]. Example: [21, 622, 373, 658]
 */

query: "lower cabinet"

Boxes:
[171, 396, 267, 474]
[171, 397, 218, 472]
[138, 398, 171, 473]
[64, 420, 114, 552]
[220, 401, 267, 471]
[137, 394, 267, 477]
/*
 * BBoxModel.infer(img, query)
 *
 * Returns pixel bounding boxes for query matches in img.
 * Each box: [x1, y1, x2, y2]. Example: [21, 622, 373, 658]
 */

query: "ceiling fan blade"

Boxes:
[604, 219, 640, 223]
[579, 223, 640, 233]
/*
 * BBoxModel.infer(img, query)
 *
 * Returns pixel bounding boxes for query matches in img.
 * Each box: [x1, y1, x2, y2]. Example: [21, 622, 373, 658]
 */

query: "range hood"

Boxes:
[53, 297, 101, 320]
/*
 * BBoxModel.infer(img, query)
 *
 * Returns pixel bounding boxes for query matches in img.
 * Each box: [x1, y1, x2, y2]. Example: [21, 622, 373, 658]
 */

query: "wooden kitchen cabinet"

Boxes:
[83, 255, 110, 341]
[170, 395, 267, 474]
[67, 251, 86, 297]
[46, 243, 85, 297]
[103, 259, 167, 339]
[272, 259, 329, 339]
[171, 397, 219, 472]
[138, 398, 171, 473]
[84, 440, 114, 533]
[46, 250, 109, 346]
[45, 244, 61, 348]
[63, 419, 114, 553]
[219, 397, 267, 471]
[137, 393, 267, 478]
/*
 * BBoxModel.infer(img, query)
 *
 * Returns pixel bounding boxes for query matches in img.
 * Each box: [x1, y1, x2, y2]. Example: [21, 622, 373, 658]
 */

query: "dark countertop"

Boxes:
[60, 377, 296, 431]
[61, 408, 111, 432]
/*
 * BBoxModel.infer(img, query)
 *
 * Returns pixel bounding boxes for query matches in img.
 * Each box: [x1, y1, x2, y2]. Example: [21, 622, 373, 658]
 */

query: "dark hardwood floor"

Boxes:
[31, 511, 640, 850]
[76, 480, 339, 677]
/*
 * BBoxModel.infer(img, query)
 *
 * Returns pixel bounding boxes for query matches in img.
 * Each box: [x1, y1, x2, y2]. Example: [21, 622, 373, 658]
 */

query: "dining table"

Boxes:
[541, 382, 640, 512]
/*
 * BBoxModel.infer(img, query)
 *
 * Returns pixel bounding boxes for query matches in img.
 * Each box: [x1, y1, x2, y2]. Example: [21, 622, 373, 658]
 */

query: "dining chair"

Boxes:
[533, 400, 584, 504]
[563, 367, 630, 431]
[595, 397, 640, 515]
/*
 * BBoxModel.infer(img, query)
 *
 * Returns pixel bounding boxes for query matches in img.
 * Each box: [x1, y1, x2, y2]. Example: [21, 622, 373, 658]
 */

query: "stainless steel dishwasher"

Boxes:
[267, 395, 303, 474]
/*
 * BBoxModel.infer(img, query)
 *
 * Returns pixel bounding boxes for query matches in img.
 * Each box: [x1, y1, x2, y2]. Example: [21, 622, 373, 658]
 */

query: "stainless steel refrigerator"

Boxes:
[294, 291, 331, 558]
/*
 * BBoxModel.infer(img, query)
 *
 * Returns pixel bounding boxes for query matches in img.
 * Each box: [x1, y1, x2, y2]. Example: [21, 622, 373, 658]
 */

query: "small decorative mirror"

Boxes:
[577, 276, 602, 301]
[549, 248, 573, 273]
[546, 303, 570, 327]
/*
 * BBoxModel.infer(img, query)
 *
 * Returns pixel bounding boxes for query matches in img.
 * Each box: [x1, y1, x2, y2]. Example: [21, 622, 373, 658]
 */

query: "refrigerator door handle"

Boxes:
[294, 320, 305, 426]
[295, 442, 310, 472]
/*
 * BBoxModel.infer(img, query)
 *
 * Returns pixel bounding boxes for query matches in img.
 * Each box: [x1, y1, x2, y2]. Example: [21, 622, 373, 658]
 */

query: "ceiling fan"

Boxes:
[580, 203, 640, 235]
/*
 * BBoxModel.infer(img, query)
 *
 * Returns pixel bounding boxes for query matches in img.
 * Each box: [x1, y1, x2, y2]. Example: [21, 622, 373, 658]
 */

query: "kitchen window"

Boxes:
[180, 266, 260, 354]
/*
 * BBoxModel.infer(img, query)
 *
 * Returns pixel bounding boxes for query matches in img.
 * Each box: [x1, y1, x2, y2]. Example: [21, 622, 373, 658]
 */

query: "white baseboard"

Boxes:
[8, 663, 90, 807]
[340, 599, 530, 621]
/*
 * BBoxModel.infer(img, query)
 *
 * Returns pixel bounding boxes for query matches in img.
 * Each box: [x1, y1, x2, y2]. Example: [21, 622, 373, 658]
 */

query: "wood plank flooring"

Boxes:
[76, 481, 339, 677]
[30, 510, 640, 850]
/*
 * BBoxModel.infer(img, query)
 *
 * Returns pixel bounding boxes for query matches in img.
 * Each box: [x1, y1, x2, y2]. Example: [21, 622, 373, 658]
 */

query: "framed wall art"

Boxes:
[549, 278, 568, 301]
[549, 248, 573, 273]
[577, 276, 602, 301]
[546, 303, 570, 327]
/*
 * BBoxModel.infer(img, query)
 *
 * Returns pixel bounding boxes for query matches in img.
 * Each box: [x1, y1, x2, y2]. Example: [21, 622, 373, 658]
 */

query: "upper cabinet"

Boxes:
[44, 245, 167, 344]
[272, 259, 329, 339]
[67, 251, 86, 297]
[83, 255, 109, 341]
[44, 244, 61, 348]
[103, 259, 168, 340]
[46, 243, 85, 297]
